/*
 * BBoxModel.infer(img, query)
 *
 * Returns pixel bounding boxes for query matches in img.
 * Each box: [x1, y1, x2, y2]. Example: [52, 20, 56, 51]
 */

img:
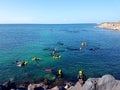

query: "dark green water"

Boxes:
[0, 24, 120, 83]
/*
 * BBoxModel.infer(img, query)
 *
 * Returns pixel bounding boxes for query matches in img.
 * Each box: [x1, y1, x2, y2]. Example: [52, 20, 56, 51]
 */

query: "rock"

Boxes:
[82, 78, 97, 90]
[27, 83, 47, 90]
[112, 80, 120, 90]
[71, 81, 82, 90]
[2, 74, 120, 90]
[70, 74, 120, 90]
[0, 84, 7, 90]
[58, 86, 66, 90]
[51, 86, 66, 90]
[89, 47, 100, 51]
[2, 81, 16, 90]
[16, 87, 27, 90]
[53, 79, 66, 87]
[64, 82, 74, 90]
[34, 87, 44, 90]
[57, 42, 64, 46]
[96, 22, 120, 31]
[51, 86, 59, 90]
[97, 74, 118, 90]
[44, 74, 56, 81]
[67, 86, 74, 90]
[66, 47, 79, 51]
[43, 47, 51, 51]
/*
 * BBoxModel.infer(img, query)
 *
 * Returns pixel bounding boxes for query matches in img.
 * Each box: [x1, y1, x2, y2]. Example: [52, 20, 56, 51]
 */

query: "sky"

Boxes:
[0, 0, 120, 24]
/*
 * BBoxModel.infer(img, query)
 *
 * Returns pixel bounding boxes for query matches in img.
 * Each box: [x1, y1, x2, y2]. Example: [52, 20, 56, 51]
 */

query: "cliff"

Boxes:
[96, 22, 120, 31]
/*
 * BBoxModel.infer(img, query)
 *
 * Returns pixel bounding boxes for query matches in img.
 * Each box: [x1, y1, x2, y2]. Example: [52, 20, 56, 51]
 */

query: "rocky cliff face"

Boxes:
[69, 74, 120, 90]
[96, 22, 120, 31]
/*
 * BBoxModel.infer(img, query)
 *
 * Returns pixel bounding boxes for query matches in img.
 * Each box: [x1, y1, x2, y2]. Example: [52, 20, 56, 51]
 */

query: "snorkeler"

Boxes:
[32, 57, 41, 61]
[81, 42, 86, 46]
[56, 69, 63, 78]
[77, 70, 86, 86]
[16, 61, 28, 67]
[52, 48, 57, 56]
[49, 48, 57, 56]
[53, 55, 61, 59]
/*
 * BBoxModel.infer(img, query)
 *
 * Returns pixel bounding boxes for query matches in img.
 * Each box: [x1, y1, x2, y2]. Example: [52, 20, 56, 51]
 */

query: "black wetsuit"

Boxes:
[77, 74, 86, 83]
[56, 71, 63, 78]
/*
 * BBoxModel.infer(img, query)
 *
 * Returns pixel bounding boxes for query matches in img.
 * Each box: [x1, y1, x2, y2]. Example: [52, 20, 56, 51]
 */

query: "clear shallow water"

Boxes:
[0, 24, 120, 83]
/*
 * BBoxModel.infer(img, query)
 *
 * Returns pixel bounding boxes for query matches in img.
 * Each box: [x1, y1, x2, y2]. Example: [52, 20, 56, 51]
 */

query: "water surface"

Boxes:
[0, 24, 120, 83]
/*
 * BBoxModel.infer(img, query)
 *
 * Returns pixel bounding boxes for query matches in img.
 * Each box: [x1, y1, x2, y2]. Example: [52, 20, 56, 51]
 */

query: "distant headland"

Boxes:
[96, 21, 120, 31]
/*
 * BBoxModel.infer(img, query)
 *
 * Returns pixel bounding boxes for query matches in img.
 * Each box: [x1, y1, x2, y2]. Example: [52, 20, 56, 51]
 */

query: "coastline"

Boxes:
[1, 74, 120, 90]
[96, 21, 120, 31]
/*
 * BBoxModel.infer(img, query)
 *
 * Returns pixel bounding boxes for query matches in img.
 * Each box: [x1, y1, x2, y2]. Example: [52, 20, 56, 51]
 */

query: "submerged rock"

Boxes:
[43, 47, 52, 51]
[57, 42, 64, 46]
[44, 74, 56, 81]
[45, 68, 53, 73]
[71, 81, 82, 90]
[66, 47, 79, 51]
[89, 47, 100, 51]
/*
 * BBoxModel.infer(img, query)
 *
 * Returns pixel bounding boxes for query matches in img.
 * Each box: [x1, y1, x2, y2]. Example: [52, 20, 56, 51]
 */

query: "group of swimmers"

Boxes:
[15, 48, 62, 67]
[14, 59, 87, 84]
[15, 42, 87, 67]
[51, 42, 86, 58]
[56, 69, 86, 86]
[44, 68, 86, 86]
[15, 57, 41, 67]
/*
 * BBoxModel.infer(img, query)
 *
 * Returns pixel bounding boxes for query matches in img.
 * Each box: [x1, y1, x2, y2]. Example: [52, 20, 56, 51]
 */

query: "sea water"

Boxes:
[0, 24, 120, 83]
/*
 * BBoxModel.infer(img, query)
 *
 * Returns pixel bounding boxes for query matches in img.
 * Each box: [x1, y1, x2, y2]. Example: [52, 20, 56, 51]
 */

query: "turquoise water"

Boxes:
[0, 24, 120, 83]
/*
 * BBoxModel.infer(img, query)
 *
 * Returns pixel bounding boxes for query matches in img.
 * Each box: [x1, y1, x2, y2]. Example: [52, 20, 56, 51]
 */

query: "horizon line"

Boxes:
[0, 23, 98, 24]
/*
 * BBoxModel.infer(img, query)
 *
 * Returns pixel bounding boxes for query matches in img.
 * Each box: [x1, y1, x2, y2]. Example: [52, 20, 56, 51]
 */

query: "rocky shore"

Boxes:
[96, 22, 120, 31]
[0, 74, 120, 90]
